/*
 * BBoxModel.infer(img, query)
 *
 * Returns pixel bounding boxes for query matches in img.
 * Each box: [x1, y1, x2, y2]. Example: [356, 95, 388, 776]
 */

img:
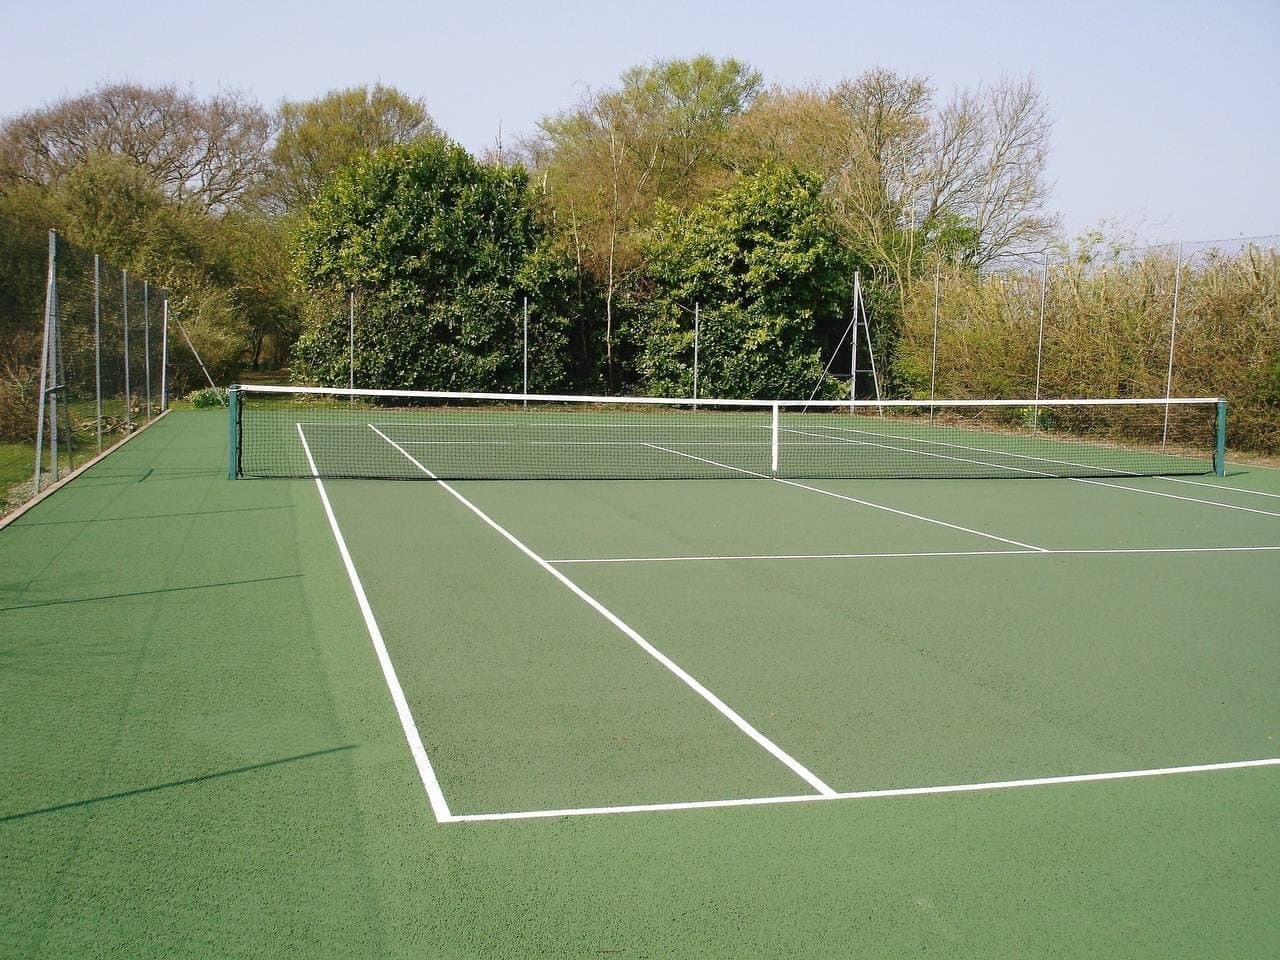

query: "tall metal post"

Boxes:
[94, 254, 102, 450]
[49, 252, 61, 482]
[122, 269, 131, 429]
[143, 281, 152, 419]
[348, 290, 355, 393]
[160, 297, 169, 411]
[929, 265, 940, 421]
[850, 273, 859, 408]
[34, 231, 56, 493]
[692, 303, 700, 404]
[1162, 244, 1184, 446]
[1033, 254, 1048, 431]
[523, 297, 529, 396]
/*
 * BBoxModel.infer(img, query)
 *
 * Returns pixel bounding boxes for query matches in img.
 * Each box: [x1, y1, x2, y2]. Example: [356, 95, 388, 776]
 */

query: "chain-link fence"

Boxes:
[1, 232, 175, 516]
[897, 234, 1280, 455]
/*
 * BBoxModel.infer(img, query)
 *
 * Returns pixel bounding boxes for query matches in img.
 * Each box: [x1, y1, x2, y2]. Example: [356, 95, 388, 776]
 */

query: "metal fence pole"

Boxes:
[122, 269, 131, 430]
[34, 231, 56, 493]
[143, 281, 152, 419]
[692, 302, 699, 405]
[850, 275, 859, 408]
[929, 265, 940, 421]
[49, 249, 61, 482]
[523, 296, 529, 397]
[1033, 255, 1048, 431]
[160, 297, 169, 411]
[348, 290, 355, 393]
[94, 254, 102, 451]
[1162, 243, 1184, 446]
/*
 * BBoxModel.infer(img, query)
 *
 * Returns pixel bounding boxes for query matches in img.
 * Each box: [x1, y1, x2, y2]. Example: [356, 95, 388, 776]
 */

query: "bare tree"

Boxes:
[0, 83, 273, 213]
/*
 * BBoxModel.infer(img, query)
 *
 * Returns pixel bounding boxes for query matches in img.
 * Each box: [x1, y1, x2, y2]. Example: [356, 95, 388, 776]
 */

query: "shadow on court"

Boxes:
[0, 744, 357, 824]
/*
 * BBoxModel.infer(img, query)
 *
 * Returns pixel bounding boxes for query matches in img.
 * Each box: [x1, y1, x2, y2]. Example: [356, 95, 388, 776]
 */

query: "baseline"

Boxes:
[548, 545, 1280, 565]
[450, 756, 1280, 823]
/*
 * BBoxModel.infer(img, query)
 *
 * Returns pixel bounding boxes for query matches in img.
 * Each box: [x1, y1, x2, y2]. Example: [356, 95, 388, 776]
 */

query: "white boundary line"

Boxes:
[548, 545, 1280, 565]
[1160, 476, 1280, 499]
[450, 756, 1280, 822]
[813, 421, 1183, 478]
[367, 423, 838, 798]
[642, 442, 1049, 552]
[296, 424, 454, 823]
[1074, 478, 1280, 518]
[797, 423, 1280, 518]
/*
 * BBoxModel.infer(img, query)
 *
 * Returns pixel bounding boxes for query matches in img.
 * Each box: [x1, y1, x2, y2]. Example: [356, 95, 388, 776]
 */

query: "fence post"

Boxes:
[523, 296, 529, 398]
[122, 269, 131, 430]
[1162, 243, 1184, 446]
[929, 265, 940, 421]
[143, 281, 152, 419]
[1033, 254, 1048, 431]
[692, 302, 699, 405]
[160, 297, 169, 411]
[348, 290, 355, 393]
[94, 254, 102, 451]
[33, 231, 56, 493]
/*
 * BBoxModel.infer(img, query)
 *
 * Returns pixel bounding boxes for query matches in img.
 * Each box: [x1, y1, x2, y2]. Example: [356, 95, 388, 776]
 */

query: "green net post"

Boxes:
[1214, 399, 1227, 477]
[228, 387, 240, 479]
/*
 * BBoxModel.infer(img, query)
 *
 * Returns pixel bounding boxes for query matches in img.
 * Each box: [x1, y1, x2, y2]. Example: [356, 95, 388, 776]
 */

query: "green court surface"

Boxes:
[2, 410, 1278, 958]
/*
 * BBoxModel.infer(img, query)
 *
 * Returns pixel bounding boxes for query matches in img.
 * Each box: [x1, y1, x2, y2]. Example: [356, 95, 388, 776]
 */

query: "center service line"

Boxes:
[367, 423, 838, 798]
[641, 442, 1049, 552]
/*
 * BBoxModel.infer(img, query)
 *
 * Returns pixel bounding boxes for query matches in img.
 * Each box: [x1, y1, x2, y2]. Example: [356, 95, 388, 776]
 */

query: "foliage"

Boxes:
[185, 387, 228, 408]
[895, 243, 1280, 453]
[0, 82, 272, 212]
[261, 85, 441, 213]
[292, 139, 573, 391]
[530, 55, 762, 387]
[638, 165, 854, 399]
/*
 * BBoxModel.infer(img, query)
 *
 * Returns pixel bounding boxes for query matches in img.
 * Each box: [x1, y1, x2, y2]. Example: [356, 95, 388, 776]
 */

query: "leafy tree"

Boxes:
[529, 55, 762, 388]
[292, 139, 571, 391]
[262, 85, 441, 212]
[638, 165, 855, 399]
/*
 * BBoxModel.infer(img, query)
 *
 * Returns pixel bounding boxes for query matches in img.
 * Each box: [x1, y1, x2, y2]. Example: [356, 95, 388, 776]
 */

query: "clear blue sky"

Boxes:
[2, 0, 1276, 244]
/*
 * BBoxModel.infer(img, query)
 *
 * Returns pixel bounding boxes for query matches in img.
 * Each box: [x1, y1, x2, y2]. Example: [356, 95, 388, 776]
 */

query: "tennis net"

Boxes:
[230, 386, 1227, 481]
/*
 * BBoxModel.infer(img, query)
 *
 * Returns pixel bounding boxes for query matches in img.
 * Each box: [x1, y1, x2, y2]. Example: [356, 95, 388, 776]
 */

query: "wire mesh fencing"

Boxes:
[3, 232, 172, 514]
[898, 235, 1280, 454]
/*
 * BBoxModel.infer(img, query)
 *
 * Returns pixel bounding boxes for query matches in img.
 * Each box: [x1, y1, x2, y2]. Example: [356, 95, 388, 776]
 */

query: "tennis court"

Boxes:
[3, 402, 1278, 957]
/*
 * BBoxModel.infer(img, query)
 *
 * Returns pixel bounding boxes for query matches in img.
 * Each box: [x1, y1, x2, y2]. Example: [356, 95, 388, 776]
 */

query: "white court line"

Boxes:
[450, 756, 1280, 823]
[295, 424, 453, 823]
[1075, 478, 1280, 518]
[1160, 476, 1280, 499]
[548, 545, 1280, 564]
[801, 423, 1280, 519]
[782, 426, 1051, 478]
[367, 423, 837, 798]
[642, 442, 1049, 553]
[815, 421, 1173, 477]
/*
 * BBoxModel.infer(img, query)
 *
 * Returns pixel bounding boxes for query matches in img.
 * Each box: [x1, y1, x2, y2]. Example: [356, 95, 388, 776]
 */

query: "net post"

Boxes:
[228, 386, 240, 480]
[1214, 400, 1227, 477]
[770, 404, 779, 474]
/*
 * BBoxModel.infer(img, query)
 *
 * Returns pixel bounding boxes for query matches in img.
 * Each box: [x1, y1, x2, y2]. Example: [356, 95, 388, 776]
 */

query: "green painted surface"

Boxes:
[2, 410, 1277, 958]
